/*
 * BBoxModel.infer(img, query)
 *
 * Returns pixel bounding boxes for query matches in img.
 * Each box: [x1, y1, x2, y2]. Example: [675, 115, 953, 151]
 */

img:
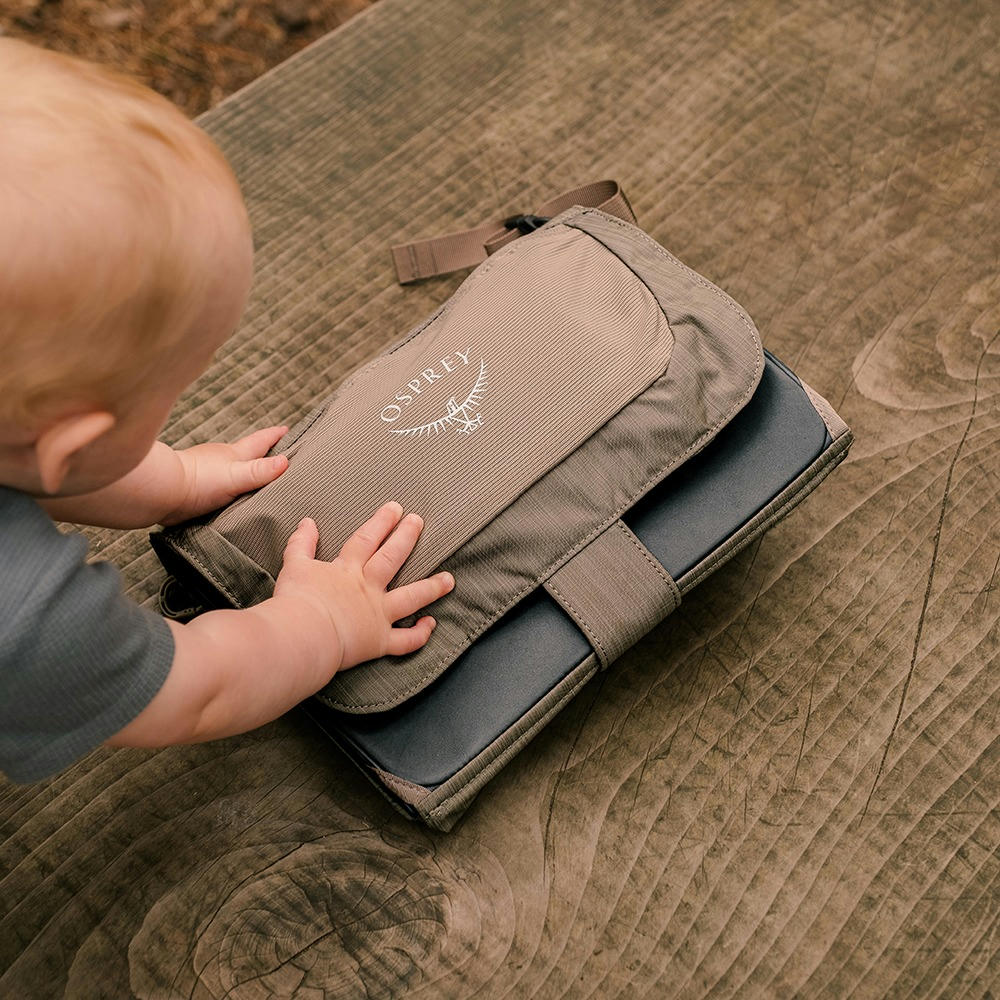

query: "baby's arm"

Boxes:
[107, 502, 453, 746]
[39, 426, 289, 529]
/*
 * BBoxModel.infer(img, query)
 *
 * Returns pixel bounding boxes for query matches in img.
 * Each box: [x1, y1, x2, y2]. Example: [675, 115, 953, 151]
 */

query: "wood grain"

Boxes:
[2, 0, 998, 996]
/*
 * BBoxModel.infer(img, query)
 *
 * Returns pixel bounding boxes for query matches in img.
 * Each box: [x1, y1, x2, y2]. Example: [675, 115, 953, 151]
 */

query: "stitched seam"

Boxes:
[318, 207, 766, 711]
[278, 403, 327, 456]
[615, 520, 681, 610]
[540, 523, 678, 667]
[177, 538, 246, 609]
[614, 520, 673, 591]
[380, 228, 522, 358]
[571, 209, 763, 352]
[545, 577, 610, 668]
[802, 382, 848, 441]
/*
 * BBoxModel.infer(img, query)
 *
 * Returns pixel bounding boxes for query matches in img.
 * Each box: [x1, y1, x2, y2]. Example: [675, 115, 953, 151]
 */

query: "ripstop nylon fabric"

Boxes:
[543, 519, 681, 669]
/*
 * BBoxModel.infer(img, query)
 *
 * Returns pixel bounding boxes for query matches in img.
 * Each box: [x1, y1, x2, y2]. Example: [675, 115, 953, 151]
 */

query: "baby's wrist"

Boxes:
[155, 444, 197, 524]
[255, 592, 346, 681]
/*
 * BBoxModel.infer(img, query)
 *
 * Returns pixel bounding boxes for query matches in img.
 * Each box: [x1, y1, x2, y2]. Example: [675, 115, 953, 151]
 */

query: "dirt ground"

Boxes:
[0, 0, 375, 116]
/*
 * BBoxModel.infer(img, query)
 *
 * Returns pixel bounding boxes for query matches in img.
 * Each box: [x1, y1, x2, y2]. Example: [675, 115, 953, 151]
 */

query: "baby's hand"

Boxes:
[273, 503, 454, 670]
[161, 425, 290, 525]
[109, 501, 454, 748]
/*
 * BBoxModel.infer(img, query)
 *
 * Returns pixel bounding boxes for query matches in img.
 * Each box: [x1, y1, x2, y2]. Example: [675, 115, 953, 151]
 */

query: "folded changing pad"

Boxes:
[152, 201, 852, 830]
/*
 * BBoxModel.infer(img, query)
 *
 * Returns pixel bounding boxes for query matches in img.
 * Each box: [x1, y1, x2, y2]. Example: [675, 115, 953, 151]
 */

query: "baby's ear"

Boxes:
[35, 411, 116, 494]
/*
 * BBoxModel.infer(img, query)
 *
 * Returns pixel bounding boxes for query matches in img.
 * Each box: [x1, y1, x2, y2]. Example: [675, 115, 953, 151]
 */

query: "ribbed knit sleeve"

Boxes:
[0, 487, 174, 782]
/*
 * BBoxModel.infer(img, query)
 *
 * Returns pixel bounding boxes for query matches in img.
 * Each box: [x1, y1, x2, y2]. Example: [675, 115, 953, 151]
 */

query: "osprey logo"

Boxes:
[379, 348, 489, 438]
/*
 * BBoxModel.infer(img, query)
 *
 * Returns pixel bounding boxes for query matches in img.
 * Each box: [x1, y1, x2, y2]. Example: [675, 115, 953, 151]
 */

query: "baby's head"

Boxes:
[0, 39, 254, 496]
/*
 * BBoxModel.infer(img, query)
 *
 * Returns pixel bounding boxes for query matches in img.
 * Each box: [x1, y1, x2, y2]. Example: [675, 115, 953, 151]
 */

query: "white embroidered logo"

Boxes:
[379, 349, 489, 438]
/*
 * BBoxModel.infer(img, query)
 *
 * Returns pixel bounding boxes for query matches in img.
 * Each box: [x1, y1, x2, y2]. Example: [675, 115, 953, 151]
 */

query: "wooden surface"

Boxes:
[2, 0, 998, 996]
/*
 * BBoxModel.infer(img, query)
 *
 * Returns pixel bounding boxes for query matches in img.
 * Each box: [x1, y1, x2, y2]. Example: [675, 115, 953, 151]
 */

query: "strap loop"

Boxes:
[390, 179, 636, 284]
[543, 519, 680, 670]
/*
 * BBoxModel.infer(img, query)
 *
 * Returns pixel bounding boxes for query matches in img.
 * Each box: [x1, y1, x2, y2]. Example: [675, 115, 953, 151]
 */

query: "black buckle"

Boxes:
[503, 213, 550, 235]
[158, 575, 207, 622]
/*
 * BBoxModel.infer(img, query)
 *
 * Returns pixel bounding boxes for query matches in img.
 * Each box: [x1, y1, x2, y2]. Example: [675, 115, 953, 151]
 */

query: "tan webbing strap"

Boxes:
[390, 179, 637, 284]
[543, 519, 680, 670]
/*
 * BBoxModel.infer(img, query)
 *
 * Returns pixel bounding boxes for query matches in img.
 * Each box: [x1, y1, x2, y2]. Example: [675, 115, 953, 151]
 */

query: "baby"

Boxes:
[0, 39, 454, 782]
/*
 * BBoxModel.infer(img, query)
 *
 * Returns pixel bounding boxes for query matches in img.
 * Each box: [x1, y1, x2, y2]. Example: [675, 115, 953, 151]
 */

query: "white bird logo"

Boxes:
[389, 359, 489, 438]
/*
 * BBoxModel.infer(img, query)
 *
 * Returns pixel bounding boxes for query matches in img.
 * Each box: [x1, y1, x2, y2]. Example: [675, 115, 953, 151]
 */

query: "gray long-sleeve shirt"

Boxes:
[0, 486, 174, 782]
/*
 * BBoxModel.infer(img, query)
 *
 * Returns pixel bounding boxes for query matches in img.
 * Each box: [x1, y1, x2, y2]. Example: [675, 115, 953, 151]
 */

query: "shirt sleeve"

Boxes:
[0, 488, 175, 783]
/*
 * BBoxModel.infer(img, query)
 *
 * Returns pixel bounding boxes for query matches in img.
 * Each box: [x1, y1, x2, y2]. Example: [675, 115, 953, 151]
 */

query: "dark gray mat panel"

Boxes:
[320, 352, 829, 786]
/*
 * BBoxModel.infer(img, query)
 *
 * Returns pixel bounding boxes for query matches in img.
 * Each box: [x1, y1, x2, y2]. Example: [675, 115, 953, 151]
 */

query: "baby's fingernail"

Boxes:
[427, 617, 436, 629]
[439, 572, 453, 587]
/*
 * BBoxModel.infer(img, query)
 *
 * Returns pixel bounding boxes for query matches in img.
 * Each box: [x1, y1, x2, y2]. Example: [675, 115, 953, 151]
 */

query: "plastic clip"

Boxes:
[503, 213, 551, 235]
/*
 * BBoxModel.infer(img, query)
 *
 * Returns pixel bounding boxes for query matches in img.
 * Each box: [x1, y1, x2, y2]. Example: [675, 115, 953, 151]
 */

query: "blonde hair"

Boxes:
[0, 39, 250, 428]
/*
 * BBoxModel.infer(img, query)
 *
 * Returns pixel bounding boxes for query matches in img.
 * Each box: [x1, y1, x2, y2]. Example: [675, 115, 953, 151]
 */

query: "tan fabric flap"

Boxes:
[157, 205, 763, 713]
[208, 222, 674, 587]
[543, 519, 680, 670]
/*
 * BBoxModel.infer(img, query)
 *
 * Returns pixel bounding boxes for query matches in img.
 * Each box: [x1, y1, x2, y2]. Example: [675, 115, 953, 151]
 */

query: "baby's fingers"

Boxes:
[230, 424, 289, 460]
[365, 512, 423, 587]
[385, 571, 454, 623]
[385, 616, 437, 656]
[281, 517, 319, 566]
[228, 454, 288, 496]
[339, 501, 404, 565]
